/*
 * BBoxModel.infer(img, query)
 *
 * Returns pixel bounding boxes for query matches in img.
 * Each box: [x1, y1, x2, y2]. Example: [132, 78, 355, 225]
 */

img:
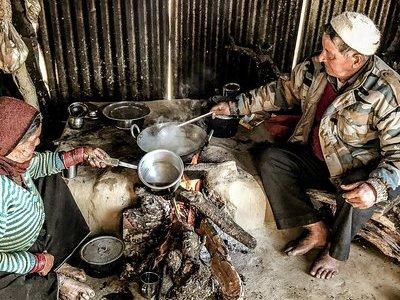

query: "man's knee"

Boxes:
[257, 146, 292, 174]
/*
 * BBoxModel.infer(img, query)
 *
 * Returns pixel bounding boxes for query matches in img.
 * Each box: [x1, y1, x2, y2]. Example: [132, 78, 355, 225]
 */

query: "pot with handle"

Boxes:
[102, 149, 184, 193]
[131, 121, 212, 162]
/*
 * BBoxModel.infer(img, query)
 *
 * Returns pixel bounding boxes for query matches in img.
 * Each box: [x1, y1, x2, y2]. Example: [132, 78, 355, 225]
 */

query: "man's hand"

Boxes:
[84, 147, 109, 168]
[38, 253, 54, 276]
[341, 181, 377, 209]
[210, 102, 230, 116]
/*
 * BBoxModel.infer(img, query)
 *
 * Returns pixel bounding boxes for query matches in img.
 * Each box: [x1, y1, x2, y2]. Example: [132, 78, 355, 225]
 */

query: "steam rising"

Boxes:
[138, 122, 204, 156]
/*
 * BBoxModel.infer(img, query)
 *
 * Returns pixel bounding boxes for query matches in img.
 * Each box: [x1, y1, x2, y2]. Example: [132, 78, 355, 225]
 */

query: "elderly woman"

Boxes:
[0, 97, 108, 299]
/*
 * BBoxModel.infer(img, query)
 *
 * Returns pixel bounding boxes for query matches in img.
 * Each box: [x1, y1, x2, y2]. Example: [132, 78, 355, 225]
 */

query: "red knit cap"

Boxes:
[0, 97, 39, 156]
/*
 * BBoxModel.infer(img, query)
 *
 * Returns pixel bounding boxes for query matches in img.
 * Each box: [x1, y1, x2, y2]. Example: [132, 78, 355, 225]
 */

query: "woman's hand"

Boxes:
[210, 102, 231, 116]
[31, 252, 54, 276]
[83, 147, 109, 168]
[39, 253, 55, 276]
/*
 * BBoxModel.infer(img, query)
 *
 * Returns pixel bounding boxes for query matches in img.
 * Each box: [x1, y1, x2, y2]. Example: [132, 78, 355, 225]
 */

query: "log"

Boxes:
[199, 219, 244, 300]
[307, 189, 400, 262]
[122, 188, 172, 258]
[177, 188, 257, 249]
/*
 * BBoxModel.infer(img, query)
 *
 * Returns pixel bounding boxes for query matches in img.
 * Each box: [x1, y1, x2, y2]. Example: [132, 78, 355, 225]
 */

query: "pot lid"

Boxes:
[80, 236, 124, 265]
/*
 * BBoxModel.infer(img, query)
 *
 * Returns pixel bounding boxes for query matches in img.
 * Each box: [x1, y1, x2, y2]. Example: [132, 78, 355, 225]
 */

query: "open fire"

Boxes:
[121, 156, 255, 299]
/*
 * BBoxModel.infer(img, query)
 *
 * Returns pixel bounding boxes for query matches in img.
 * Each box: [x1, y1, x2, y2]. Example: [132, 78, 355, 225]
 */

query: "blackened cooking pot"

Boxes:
[208, 115, 240, 138]
[79, 236, 124, 278]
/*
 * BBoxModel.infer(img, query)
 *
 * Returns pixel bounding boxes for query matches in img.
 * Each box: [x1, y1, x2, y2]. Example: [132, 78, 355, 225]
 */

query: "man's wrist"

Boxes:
[228, 101, 239, 116]
[366, 178, 388, 203]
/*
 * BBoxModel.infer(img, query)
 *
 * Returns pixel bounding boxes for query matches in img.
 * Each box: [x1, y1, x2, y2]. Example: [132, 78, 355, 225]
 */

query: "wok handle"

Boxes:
[130, 124, 141, 139]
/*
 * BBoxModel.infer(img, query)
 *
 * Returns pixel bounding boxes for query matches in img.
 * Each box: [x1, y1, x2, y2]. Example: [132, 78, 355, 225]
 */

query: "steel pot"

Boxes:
[102, 101, 150, 130]
[131, 121, 210, 161]
[79, 236, 124, 278]
[138, 149, 184, 193]
[110, 150, 184, 193]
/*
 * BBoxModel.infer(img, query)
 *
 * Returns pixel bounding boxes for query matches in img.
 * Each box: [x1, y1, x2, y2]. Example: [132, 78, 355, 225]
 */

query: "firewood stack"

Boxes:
[121, 161, 256, 300]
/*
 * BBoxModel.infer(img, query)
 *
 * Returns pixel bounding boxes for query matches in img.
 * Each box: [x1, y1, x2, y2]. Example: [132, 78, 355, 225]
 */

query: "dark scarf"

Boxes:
[0, 97, 39, 180]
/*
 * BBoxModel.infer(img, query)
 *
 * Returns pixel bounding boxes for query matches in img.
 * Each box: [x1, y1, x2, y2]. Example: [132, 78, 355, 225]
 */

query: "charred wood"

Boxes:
[177, 189, 257, 249]
[199, 219, 244, 300]
[121, 188, 171, 278]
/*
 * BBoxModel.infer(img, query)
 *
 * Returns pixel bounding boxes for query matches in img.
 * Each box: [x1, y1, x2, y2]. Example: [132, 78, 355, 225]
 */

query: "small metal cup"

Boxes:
[68, 116, 84, 129]
[222, 82, 241, 100]
[140, 271, 159, 300]
[62, 165, 77, 179]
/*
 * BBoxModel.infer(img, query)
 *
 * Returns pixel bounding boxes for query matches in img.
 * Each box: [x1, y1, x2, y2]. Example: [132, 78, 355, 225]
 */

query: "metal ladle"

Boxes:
[157, 111, 214, 137]
[176, 111, 214, 128]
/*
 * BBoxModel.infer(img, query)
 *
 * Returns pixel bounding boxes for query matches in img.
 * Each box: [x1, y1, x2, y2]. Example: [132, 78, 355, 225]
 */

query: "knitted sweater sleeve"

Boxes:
[27, 151, 65, 180]
[0, 178, 36, 274]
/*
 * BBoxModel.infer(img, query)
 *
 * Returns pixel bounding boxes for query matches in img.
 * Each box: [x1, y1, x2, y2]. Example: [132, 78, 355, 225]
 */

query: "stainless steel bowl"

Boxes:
[102, 101, 150, 130]
[138, 149, 184, 193]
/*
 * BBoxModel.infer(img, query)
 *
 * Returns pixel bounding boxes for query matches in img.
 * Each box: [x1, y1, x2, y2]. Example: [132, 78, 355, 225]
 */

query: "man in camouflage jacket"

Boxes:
[212, 12, 400, 279]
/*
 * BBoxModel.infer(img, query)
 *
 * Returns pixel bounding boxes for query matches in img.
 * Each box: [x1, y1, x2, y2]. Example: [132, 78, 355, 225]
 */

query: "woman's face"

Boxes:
[6, 125, 42, 163]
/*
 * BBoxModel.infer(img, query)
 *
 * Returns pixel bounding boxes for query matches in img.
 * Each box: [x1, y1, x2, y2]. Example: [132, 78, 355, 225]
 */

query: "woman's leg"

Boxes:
[34, 173, 90, 268]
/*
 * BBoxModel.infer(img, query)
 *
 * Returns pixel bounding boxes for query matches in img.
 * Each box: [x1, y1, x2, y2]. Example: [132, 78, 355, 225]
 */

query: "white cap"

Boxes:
[330, 12, 380, 55]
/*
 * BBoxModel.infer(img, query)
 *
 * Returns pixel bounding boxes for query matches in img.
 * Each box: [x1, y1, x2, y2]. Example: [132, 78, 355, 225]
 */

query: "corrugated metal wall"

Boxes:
[38, 0, 169, 107]
[170, 0, 303, 98]
[37, 0, 399, 105]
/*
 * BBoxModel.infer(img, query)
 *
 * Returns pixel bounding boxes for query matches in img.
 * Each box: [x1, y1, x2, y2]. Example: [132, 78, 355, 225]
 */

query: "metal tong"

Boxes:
[102, 157, 137, 170]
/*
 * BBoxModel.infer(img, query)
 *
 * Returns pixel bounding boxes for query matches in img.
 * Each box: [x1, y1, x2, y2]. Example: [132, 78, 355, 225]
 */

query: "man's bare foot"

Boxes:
[284, 221, 329, 256]
[310, 249, 340, 279]
[59, 274, 95, 300]
[57, 263, 87, 282]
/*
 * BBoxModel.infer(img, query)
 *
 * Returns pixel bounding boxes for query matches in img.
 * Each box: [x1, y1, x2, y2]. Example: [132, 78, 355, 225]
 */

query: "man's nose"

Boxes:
[318, 51, 326, 63]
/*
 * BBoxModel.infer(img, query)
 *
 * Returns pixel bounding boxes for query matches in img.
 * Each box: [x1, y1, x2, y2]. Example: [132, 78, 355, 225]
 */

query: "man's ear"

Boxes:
[352, 53, 366, 69]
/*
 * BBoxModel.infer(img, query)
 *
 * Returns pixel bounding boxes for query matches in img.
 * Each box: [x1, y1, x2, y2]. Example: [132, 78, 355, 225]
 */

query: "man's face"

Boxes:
[6, 125, 42, 163]
[318, 35, 358, 82]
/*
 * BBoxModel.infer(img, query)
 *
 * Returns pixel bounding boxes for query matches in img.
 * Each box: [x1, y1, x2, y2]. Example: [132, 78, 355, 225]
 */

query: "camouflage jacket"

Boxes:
[237, 55, 400, 202]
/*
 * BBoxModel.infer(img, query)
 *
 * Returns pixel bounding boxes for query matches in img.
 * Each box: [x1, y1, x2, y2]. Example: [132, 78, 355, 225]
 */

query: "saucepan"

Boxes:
[130, 121, 212, 162]
[105, 149, 184, 193]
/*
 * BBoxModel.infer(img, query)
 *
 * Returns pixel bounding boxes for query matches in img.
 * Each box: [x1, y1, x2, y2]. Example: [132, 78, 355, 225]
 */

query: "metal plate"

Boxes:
[102, 101, 150, 121]
[80, 236, 124, 265]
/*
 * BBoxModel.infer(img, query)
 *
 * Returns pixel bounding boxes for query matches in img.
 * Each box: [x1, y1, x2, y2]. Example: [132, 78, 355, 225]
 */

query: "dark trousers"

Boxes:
[257, 143, 397, 261]
[0, 174, 90, 300]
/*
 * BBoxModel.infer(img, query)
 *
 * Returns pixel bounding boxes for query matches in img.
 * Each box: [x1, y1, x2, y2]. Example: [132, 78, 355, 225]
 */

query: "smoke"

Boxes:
[141, 122, 200, 156]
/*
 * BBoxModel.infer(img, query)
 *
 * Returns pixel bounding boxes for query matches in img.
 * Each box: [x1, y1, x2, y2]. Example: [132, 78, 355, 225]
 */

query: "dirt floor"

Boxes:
[231, 224, 400, 300]
[87, 220, 400, 300]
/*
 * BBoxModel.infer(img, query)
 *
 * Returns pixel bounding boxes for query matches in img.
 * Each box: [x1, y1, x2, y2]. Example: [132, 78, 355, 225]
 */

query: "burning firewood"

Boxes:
[121, 159, 254, 299]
